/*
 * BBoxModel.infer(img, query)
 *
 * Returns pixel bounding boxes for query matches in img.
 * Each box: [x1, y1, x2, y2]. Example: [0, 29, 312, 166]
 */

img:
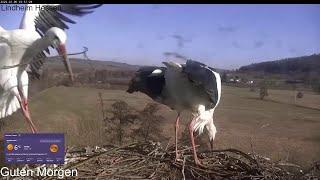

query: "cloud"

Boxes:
[171, 34, 192, 48]
[218, 25, 237, 33]
[253, 40, 264, 48]
[232, 41, 241, 48]
[163, 51, 188, 60]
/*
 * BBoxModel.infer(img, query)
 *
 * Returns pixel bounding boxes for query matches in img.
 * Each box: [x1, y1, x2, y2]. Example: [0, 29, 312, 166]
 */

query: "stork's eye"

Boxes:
[54, 35, 60, 41]
[51, 38, 60, 49]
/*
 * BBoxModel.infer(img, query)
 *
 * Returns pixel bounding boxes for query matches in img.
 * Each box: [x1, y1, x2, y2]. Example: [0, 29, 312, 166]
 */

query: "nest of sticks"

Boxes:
[19, 141, 319, 180]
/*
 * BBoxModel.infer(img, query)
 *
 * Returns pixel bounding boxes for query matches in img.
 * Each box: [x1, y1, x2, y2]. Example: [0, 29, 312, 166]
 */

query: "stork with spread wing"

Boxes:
[0, 4, 102, 133]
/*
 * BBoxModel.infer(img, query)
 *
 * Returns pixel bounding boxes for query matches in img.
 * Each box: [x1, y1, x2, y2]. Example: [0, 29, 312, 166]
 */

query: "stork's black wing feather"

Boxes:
[34, 4, 102, 37]
[26, 52, 46, 80]
[28, 4, 102, 79]
[183, 60, 220, 106]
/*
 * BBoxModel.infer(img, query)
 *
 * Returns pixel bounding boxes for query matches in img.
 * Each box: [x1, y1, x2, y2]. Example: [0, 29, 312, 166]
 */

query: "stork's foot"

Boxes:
[194, 158, 208, 168]
[30, 126, 38, 134]
[175, 153, 181, 162]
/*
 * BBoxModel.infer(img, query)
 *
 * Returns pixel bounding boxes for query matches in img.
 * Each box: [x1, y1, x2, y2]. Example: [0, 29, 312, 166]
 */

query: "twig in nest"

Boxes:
[31, 141, 313, 180]
[201, 148, 259, 165]
[182, 156, 186, 180]
[64, 142, 139, 169]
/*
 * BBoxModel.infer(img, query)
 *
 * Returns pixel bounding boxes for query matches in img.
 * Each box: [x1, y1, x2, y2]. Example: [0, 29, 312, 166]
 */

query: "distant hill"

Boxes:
[44, 57, 140, 73]
[239, 54, 320, 75]
[28, 58, 141, 97]
[44, 57, 227, 74]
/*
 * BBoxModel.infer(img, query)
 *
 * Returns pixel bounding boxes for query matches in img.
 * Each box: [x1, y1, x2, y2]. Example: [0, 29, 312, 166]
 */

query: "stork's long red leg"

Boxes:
[175, 112, 181, 161]
[16, 90, 38, 133]
[188, 117, 201, 165]
[210, 140, 214, 151]
[21, 99, 37, 133]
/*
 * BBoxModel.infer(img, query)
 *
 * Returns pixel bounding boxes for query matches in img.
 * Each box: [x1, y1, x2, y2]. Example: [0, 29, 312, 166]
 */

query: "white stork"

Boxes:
[127, 60, 221, 165]
[0, 4, 102, 133]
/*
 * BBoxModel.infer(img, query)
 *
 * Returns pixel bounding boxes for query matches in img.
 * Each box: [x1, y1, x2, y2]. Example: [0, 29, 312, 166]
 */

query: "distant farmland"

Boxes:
[1, 56, 319, 169]
[1, 85, 319, 167]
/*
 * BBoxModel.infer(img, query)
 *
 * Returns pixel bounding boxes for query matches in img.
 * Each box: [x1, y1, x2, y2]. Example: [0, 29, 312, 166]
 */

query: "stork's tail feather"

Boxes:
[193, 105, 217, 140]
[193, 116, 208, 136]
[192, 107, 216, 136]
[0, 96, 20, 119]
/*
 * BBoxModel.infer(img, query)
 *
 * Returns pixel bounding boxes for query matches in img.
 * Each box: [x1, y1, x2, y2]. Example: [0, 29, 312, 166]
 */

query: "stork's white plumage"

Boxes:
[0, 4, 102, 133]
[127, 60, 221, 165]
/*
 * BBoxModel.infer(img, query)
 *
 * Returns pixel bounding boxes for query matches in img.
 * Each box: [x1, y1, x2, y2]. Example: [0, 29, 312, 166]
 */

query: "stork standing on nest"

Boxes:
[127, 59, 221, 165]
[0, 4, 102, 133]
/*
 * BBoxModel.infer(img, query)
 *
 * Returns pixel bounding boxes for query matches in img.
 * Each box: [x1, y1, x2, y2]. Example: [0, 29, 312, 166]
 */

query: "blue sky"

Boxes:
[0, 4, 319, 69]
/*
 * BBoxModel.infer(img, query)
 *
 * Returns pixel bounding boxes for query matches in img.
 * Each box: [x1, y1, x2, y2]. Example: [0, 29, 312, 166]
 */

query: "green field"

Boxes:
[1, 85, 319, 167]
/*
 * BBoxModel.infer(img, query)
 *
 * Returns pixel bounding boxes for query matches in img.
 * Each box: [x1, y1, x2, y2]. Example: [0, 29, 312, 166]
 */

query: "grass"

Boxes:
[1, 85, 319, 167]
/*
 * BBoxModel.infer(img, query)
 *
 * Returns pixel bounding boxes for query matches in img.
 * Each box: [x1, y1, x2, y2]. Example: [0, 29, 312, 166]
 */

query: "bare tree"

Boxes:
[249, 85, 256, 92]
[259, 79, 269, 100]
[132, 103, 165, 142]
[221, 72, 227, 83]
[105, 101, 137, 145]
[98, 92, 106, 120]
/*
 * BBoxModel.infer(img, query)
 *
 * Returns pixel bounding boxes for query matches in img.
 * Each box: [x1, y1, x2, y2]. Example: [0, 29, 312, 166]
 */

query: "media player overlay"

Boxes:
[4, 133, 65, 164]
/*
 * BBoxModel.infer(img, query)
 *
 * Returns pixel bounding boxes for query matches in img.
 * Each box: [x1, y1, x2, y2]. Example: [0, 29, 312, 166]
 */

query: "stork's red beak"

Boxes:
[58, 44, 74, 82]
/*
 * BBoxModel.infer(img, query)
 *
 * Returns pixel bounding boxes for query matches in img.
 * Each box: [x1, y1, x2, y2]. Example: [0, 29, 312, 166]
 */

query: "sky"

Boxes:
[0, 4, 319, 70]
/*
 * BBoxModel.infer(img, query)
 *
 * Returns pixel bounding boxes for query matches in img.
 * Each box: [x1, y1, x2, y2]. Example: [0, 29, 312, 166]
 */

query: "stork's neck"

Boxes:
[22, 36, 52, 63]
[32, 36, 52, 50]
[19, 4, 38, 31]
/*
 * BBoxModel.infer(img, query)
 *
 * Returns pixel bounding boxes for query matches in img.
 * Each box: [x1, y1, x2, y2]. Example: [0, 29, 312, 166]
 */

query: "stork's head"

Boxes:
[127, 67, 165, 96]
[46, 27, 67, 44]
[127, 67, 159, 93]
[46, 27, 74, 82]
